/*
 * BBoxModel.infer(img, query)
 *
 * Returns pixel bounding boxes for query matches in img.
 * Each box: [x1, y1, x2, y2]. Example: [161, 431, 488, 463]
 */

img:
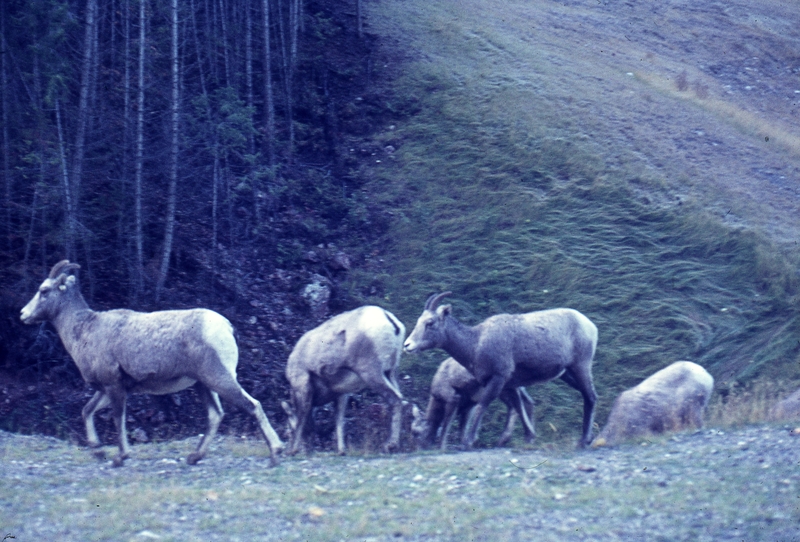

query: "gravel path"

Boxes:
[1, 424, 798, 541]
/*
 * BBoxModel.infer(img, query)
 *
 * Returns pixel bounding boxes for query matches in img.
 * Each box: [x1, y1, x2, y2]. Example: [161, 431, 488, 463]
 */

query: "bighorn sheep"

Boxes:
[282, 305, 405, 455]
[404, 292, 598, 448]
[20, 260, 284, 467]
[769, 387, 800, 422]
[411, 357, 536, 450]
[592, 361, 713, 447]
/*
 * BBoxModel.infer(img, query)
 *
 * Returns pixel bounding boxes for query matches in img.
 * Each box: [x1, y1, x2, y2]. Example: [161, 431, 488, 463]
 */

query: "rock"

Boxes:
[131, 427, 149, 443]
[301, 274, 332, 316]
[330, 251, 352, 271]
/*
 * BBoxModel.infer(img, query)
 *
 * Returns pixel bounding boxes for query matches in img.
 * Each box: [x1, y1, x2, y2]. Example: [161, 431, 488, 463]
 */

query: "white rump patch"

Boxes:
[200, 310, 238, 374]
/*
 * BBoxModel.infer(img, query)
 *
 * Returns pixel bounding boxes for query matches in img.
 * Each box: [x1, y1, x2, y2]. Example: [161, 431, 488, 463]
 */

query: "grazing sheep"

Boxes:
[769, 387, 800, 421]
[282, 305, 405, 455]
[20, 260, 284, 466]
[404, 292, 598, 448]
[411, 357, 536, 450]
[593, 361, 713, 447]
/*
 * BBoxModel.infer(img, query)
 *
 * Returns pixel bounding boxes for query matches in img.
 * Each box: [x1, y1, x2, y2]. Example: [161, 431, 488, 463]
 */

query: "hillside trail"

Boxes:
[369, 0, 800, 247]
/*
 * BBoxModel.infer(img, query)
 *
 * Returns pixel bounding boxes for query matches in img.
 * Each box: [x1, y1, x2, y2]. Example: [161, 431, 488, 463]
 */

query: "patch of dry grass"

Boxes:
[707, 380, 798, 428]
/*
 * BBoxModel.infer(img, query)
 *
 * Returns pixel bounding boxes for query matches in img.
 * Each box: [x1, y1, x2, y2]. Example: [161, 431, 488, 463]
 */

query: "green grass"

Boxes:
[339, 0, 800, 446]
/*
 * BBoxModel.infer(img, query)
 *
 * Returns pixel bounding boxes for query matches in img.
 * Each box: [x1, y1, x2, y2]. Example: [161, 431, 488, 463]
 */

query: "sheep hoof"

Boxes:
[186, 452, 203, 465]
[112, 455, 126, 468]
[268, 454, 280, 468]
[382, 442, 399, 454]
[92, 449, 107, 460]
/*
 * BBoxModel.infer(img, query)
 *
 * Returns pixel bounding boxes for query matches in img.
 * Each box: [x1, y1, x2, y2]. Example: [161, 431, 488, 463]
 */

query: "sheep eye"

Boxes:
[424, 320, 434, 329]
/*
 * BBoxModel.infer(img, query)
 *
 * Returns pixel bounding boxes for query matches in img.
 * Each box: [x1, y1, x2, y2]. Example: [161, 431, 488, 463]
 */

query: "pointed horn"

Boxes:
[48, 260, 81, 279]
[425, 291, 452, 311]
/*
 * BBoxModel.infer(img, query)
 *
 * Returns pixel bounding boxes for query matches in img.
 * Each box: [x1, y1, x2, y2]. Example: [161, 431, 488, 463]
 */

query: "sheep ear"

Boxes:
[436, 304, 452, 318]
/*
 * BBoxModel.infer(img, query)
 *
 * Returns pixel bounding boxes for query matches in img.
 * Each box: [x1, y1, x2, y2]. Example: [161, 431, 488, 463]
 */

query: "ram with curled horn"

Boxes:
[404, 291, 598, 449]
[20, 260, 284, 467]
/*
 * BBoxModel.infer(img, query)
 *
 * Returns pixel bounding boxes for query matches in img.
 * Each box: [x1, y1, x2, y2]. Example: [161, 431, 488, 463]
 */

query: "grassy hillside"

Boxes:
[344, 0, 800, 444]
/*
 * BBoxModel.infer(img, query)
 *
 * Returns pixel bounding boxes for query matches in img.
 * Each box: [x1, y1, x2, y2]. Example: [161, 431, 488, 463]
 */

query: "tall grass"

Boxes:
[342, 0, 800, 445]
[706, 380, 797, 428]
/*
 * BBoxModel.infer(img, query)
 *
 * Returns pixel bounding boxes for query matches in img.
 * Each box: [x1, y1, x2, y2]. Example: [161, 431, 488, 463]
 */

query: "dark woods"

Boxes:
[0, 0, 402, 444]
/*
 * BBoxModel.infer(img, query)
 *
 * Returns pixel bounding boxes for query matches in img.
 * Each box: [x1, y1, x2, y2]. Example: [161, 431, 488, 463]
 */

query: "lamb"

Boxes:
[20, 260, 284, 467]
[404, 292, 598, 448]
[411, 357, 536, 450]
[592, 361, 714, 447]
[282, 305, 406, 455]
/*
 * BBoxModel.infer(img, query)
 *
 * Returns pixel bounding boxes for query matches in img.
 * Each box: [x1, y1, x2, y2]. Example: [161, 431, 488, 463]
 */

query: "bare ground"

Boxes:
[1, 424, 799, 541]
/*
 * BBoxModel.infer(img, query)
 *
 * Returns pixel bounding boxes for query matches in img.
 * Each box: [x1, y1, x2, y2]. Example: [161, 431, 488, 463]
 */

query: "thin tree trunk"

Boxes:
[277, 0, 294, 160]
[356, 0, 362, 39]
[23, 171, 40, 272]
[121, 0, 133, 292]
[71, 0, 98, 221]
[245, 1, 255, 156]
[190, 0, 221, 264]
[156, 0, 181, 300]
[217, 0, 230, 86]
[245, 1, 261, 227]
[1, 8, 10, 251]
[24, 45, 45, 272]
[133, 0, 146, 297]
[55, 99, 76, 259]
[208, 0, 219, 85]
[262, 0, 275, 165]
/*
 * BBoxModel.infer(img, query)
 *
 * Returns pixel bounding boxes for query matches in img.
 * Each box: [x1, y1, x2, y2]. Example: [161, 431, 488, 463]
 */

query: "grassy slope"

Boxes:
[348, 0, 800, 444]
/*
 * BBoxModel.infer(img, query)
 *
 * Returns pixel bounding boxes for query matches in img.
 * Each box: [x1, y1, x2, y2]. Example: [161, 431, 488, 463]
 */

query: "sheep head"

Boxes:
[20, 260, 81, 324]
[403, 292, 452, 353]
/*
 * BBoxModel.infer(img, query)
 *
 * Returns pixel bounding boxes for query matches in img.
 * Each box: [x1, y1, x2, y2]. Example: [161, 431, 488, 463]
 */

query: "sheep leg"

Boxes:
[187, 384, 224, 465]
[214, 379, 284, 465]
[414, 397, 444, 449]
[457, 402, 472, 444]
[462, 375, 505, 449]
[106, 387, 130, 467]
[382, 393, 402, 453]
[285, 378, 313, 455]
[438, 397, 460, 451]
[334, 394, 349, 455]
[560, 366, 597, 448]
[82, 390, 111, 448]
[518, 387, 536, 443]
[364, 370, 403, 453]
[496, 389, 519, 447]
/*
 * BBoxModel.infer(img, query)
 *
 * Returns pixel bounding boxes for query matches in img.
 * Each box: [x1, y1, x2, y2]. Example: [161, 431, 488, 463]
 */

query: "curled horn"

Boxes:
[48, 260, 81, 279]
[424, 291, 452, 311]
